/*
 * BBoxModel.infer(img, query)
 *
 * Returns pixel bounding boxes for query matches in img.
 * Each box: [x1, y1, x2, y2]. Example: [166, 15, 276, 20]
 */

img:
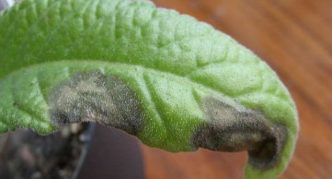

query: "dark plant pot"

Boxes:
[77, 124, 145, 179]
[0, 124, 145, 179]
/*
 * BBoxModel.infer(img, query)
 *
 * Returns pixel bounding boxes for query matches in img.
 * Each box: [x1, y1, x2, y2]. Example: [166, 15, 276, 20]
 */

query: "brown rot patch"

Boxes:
[192, 97, 287, 169]
[48, 72, 143, 135]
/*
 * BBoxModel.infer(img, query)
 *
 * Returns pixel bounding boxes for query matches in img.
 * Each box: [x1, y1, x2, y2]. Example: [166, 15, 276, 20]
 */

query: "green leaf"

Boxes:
[0, 0, 298, 178]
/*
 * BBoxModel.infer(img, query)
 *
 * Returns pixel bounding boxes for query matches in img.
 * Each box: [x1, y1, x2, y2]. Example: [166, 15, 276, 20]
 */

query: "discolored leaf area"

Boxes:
[0, 0, 298, 178]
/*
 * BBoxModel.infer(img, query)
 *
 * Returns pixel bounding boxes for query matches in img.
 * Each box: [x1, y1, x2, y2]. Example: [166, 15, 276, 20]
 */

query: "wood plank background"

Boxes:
[141, 0, 332, 179]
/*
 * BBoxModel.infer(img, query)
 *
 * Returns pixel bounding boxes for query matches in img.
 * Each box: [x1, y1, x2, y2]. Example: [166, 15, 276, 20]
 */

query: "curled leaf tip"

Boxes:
[193, 97, 288, 170]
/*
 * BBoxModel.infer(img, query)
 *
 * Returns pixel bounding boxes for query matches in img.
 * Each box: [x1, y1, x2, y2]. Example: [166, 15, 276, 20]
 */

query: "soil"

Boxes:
[0, 123, 94, 179]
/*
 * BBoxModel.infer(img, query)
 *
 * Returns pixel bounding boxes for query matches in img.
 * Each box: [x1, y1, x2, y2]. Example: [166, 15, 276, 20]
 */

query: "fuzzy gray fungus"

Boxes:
[48, 72, 143, 135]
[193, 97, 287, 169]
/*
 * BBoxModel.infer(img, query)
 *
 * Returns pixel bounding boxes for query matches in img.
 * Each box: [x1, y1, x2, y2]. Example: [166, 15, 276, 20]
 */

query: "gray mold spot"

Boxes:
[49, 72, 143, 135]
[193, 97, 287, 169]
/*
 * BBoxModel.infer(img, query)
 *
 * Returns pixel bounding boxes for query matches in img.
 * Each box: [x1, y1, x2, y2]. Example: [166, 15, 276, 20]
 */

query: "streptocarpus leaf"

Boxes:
[0, 0, 299, 178]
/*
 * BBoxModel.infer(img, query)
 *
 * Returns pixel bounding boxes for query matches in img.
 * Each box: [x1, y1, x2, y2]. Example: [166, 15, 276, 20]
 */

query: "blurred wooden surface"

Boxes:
[141, 0, 332, 179]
